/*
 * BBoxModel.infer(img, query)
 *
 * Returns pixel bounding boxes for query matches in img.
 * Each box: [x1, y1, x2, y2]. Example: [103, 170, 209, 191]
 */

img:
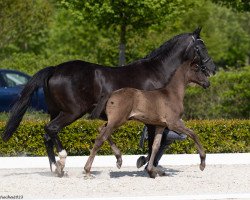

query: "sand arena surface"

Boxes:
[0, 164, 249, 199]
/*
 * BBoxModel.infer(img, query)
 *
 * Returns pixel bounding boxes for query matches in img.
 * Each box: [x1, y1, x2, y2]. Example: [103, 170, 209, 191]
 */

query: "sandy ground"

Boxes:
[0, 164, 249, 199]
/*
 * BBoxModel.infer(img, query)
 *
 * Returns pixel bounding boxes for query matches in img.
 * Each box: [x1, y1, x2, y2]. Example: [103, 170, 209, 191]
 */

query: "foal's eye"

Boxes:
[195, 65, 200, 72]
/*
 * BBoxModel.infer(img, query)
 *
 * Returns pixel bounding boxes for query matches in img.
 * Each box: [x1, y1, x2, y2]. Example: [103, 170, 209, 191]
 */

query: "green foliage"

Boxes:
[1, 1, 249, 69]
[61, 0, 187, 29]
[0, 53, 82, 75]
[0, 119, 249, 156]
[0, 0, 53, 57]
[61, 0, 201, 65]
[0, 111, 49, 122]
[212, 0, 250, 12]
[184, 66, 250, 119]
[153, 0, 250, 68]
[44, 8, 119, 66]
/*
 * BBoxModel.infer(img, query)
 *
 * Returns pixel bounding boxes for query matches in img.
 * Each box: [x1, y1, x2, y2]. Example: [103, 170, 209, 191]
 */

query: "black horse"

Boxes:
[1, 28, 216, 177]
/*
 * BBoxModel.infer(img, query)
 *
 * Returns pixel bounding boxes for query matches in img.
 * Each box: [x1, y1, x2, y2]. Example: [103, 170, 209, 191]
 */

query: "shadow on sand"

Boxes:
[2, 167, 181, 179]
[110, 166, 181, 178]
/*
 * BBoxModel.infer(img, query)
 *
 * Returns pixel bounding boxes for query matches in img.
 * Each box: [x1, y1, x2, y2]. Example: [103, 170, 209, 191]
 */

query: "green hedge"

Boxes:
[0, 119, 249, 156]
[184, 66, 250, 119]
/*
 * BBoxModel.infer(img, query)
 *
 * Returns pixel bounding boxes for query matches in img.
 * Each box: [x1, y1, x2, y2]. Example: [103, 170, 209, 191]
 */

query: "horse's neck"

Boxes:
[162, 64, 188, 101]
[151, 45, 187, 81]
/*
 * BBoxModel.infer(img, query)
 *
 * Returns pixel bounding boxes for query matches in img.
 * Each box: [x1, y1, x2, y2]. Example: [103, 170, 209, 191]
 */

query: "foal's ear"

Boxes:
[193, 27, 202, 38]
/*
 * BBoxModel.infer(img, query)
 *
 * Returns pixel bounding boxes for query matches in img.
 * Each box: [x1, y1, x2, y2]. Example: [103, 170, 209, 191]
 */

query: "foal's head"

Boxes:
[182, 28, 217, 89]
[185, 61, 210, 89]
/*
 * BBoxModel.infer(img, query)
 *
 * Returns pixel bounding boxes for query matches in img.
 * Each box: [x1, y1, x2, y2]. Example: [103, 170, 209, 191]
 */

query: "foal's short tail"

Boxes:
[1, 66, 55, 142]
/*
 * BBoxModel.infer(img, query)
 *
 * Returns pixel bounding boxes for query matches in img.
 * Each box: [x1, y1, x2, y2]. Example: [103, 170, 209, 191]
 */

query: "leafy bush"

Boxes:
[184, 66, 250, 119]
[0, 53, 83, 76]
[0, 119, 249, 156]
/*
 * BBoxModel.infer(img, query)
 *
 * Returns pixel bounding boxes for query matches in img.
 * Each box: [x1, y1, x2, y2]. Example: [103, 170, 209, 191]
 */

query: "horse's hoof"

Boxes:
[156, 168, 167, 176]
[55, 160, 65, 177]
[136, 156, 147, 169]
[148, 171, 157, 179]
[56, 170, 65, 178]
[50, 161, 57, 172]
[116, 158, 122, 169]
[199, 163, 206, 171]
[146, 167, 157, 179]
[84, 173, 96, 179]
[49, 160, 53, 172]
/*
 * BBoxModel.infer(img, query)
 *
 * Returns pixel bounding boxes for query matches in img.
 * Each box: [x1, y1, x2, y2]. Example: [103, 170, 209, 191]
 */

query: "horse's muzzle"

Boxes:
[202, 81, 210, 89]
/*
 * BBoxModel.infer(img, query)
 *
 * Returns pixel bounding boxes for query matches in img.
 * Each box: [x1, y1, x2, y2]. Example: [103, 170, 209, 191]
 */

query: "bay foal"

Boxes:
[84, 60, 210, 178]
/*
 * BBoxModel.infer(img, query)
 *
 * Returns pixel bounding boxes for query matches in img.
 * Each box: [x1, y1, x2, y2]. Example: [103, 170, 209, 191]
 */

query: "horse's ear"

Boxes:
[193, 27, 202, 38]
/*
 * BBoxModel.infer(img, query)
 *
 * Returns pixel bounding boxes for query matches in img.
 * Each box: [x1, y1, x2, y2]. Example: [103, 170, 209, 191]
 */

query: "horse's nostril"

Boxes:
[206, 82, 210, 88]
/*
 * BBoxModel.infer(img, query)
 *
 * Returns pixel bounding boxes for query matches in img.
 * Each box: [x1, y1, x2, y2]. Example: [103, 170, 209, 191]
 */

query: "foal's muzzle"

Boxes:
[202, 81, 210, 89]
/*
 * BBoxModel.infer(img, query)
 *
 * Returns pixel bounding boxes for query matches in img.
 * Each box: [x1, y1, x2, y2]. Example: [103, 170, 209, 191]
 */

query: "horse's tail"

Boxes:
[1, 66, 55, 142]
[89, 93, 111, 119]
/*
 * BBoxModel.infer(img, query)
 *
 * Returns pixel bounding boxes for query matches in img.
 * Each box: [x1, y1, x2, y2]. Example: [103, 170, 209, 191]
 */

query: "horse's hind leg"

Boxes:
[108, 138, 122, 168]
[43, 112, 59, 172]
[146, 126, 165, 178]
[84, 123, 115, 178]
[98, 124, 122, 169]
[45, 111, 82, 177]
[44, 133, 56, 172]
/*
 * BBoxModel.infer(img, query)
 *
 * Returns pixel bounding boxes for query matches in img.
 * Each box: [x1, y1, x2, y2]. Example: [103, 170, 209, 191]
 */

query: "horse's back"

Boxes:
[45, 60, 101, 113]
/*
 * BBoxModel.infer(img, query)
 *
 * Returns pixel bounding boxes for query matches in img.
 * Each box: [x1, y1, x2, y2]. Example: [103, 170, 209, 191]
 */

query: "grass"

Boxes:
[0, 110, 50, 122]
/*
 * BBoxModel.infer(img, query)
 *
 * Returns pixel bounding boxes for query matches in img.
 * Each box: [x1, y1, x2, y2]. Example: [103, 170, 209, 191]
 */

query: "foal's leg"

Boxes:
[45, 112, 81, 177]
[170, 120, 206, 171]
[146, 126, 165, 178]
[98, 124, 122, 169]
[108, 138, 122, 169]
[84, 123, 115, 178]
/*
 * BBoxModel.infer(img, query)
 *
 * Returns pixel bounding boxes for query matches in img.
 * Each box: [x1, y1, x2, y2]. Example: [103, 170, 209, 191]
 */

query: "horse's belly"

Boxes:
[129, 110, 167, 126]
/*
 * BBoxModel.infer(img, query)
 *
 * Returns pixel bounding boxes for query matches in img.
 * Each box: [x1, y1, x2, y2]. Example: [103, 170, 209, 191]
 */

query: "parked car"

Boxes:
[0, 69, 47, 112]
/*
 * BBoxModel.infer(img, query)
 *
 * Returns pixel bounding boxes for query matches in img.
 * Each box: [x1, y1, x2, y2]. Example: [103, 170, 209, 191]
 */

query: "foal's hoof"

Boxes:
[55, 160, 65, 177]
[156, 167, 167, 176]
[84, 173, 96, 179]
[148, 170, 157, 179]
[116, 158, 122, 169]
[136, 156, 147, 169]
[146, 168, 157, 179]
[199, 163, 206, 171]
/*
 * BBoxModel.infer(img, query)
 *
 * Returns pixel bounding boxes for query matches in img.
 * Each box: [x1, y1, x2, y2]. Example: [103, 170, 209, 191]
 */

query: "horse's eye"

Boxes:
[194, 64, 200, 71]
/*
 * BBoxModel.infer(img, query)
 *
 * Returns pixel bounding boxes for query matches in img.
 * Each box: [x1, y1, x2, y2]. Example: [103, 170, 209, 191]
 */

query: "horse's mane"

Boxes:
[144, 33, 192, 60]
[125, 32, 193, 68]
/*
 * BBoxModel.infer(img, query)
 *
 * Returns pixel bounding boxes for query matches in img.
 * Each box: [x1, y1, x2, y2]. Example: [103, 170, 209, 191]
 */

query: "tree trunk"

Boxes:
[119, 23, 126, 66]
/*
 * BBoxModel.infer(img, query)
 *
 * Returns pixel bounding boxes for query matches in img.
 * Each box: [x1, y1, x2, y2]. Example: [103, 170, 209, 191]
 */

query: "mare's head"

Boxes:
[184, 27, 216, 76]
[145, 28, 216, 80]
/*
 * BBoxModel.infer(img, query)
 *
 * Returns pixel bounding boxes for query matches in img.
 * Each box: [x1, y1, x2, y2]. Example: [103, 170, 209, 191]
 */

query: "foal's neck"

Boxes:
[163, 63, 189, 101]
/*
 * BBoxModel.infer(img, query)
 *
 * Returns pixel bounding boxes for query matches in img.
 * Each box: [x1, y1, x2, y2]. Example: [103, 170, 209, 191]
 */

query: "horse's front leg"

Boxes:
[146, 126, 165, 178]
[170, 120, 206, 171]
